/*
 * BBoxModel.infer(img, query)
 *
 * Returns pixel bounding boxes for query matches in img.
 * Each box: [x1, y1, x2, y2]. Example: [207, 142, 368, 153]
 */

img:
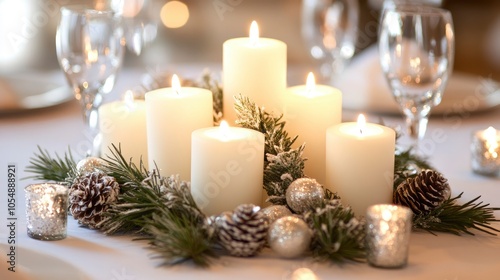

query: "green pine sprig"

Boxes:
[413, 192, 500, 236]
[305, 201, 366, 263]
[24, 146, 76, 185]
[234, 94, 306, 204]
[234, 94, 298, 157]
[144, 208, 217, 267]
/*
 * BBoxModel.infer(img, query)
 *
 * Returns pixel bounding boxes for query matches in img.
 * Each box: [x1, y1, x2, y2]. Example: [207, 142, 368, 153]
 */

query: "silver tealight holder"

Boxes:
[25, 183, 69, 241]
[365, 204, 413, 268]
[471, 126, 500, 176]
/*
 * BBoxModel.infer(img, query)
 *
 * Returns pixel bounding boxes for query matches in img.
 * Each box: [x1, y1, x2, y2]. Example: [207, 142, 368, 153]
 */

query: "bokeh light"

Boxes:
[160, 1, 189, 29]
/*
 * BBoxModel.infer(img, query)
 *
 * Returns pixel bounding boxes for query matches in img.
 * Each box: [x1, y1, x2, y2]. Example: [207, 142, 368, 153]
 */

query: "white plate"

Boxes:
[0, 243, 88, 280]
[0, 77, 73, 114]
[335, 46, 500, 115]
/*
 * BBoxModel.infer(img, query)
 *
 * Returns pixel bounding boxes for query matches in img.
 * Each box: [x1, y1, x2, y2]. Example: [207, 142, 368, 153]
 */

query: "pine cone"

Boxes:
[217, 204, 269, 257]
[393, 169, 451, 215]
[69, 171, 120, 229]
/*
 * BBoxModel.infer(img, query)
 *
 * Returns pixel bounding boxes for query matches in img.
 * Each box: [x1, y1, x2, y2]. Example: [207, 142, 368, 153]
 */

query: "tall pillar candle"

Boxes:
[284, 72, 342, 184]
[191, 121, 265, 216]
[326, 115, 395, 216]
[223, 21, 287, 124]
[99, 91, 148, 167]
[145, 75, 213, 180]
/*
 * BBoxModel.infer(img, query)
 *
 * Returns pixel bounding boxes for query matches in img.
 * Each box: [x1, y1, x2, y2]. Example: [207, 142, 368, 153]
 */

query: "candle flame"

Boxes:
[172, 74, 181, 94]
[306, 72, 316, 93]
[249, 20, 259, 46]
[484, 126, 499, 158]
[357, 114, 366, 135]
[220, 120, 230, 137]
[124, 90, 135, 108]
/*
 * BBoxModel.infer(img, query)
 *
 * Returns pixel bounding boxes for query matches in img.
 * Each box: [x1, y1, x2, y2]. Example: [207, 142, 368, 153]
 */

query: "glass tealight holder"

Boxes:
[471, 127, 500, 176]
[25, 183, 69, 241]
[365, 204, 413, 268]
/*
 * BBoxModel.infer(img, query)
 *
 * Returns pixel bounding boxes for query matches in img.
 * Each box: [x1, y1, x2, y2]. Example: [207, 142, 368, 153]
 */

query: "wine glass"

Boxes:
[301, 0, 359, 83]
[378, 5, 454, 153]
[56, 6, 125, 156]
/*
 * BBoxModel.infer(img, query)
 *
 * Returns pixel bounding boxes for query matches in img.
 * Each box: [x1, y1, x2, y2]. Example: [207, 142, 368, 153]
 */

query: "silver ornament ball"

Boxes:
[76, 157, 106, 175]
[268, 216, 312, 258]
[261, 205, 292, 224]
[286, 178, 324, 213]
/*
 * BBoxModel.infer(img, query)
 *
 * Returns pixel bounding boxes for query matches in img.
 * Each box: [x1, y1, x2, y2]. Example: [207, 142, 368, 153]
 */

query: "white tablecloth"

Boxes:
[1, 66, 500, 280]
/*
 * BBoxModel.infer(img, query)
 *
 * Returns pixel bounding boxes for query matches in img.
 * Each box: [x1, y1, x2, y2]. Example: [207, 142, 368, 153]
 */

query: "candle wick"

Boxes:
[360, 128, 363, 135]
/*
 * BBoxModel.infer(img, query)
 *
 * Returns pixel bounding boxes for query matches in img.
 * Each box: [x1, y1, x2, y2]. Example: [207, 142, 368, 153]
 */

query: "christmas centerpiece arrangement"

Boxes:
[26, 73, 500, 267]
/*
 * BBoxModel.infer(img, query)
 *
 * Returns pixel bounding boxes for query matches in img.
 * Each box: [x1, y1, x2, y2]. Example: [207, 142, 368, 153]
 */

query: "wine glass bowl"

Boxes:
[56, 6, 125, 155]
[378, 5, 454, 151]
[301, 0, 359, 83]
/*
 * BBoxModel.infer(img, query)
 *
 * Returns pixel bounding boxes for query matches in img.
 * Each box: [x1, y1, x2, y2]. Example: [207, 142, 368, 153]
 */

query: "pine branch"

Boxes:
[305, 200, 366, 263]
[100, 144, 148, 188]
[145, 208, 217, 267]
[263, 146, 306, 205]
[234, 94, 297, 157]
[24, 146, 76, 184]
[413, 192, 500, 235]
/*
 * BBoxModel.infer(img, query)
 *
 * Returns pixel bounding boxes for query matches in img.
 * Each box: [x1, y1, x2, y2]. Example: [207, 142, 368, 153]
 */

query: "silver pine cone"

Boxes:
[393, 169, 451, 215]
[69, 171, 120, 229]
[217, 204, 269, 257]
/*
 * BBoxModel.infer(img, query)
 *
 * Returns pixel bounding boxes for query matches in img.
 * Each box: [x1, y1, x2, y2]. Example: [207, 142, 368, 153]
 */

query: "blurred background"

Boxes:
[0, 0, 499, 80]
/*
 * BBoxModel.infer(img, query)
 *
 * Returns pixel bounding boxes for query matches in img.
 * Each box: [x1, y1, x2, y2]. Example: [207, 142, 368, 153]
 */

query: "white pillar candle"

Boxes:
[191, 121, 265, 216]
[223, 21, 287, 124]
[145, 75, 213, 180]
[326, 114, 395, 216]
[284, 72, 342, 184]
[99, 91, 148, 167]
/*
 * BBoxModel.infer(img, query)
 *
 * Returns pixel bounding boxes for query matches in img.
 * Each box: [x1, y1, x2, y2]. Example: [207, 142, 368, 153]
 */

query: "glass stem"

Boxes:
[406, 115, 428, 152]
[78, 88, 103, 157]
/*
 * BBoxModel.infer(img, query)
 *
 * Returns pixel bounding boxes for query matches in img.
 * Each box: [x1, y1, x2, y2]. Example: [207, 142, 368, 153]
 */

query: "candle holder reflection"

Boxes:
[365, 204, 412, 268]
[25, 183, 69, 241]
[471, 127, 500, 176]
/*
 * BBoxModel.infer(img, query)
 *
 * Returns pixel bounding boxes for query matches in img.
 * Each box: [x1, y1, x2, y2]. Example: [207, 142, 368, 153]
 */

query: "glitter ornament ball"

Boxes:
[286, 178, 324, 213]
[268, 216, 312, 258]
[76, 157, 107, 175]
[261, 205, 292, 224]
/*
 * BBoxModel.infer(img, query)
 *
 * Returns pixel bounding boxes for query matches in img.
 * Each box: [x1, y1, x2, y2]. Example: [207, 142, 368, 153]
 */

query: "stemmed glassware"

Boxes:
[378, 5, 454, 153]
[301, 0, 359, 83]
[56, 6, 125, 156]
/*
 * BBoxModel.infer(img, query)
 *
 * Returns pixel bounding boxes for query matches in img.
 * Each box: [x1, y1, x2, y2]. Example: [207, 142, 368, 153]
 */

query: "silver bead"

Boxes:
[268, 216, 312, 258]
[261, 205, 292, 224]
[76, 157, 106, 175]
[286, 178, 324, 213]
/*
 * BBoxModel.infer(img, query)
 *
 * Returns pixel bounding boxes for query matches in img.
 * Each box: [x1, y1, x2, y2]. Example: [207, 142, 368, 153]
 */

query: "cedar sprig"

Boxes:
[305, 200, 366, 263]
[412, 192, 500, 236]
[24, 145, 76, 184]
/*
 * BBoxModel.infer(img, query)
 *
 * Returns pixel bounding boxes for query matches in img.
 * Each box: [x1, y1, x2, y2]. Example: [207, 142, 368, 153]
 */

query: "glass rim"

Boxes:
[25, 183, 68, 194]
[390, 5, 452, 16]
[60, 5, 116, 17]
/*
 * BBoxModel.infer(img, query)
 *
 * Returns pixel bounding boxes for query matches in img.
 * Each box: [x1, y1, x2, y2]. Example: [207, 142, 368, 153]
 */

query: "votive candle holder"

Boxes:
[25, 183, 69, 241]
[471, 127, 500, 176]
[365, 204, 412, 268]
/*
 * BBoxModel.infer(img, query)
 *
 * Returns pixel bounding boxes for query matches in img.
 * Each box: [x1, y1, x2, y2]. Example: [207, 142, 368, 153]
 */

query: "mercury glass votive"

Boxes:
[471, 127, 500, 176]
[25, 183, 69, 241]
[366, 204, 412, 268]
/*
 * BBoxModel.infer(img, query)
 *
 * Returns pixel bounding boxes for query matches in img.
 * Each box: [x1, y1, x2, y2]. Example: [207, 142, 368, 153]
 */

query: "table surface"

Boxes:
[1, 65, 500, 280]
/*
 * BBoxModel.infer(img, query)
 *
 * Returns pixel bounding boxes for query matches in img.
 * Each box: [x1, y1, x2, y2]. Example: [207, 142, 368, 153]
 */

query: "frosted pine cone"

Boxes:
[69, 171, 120, 229]
[217, 204, 269, 257]
[393, 169, 451, 215]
